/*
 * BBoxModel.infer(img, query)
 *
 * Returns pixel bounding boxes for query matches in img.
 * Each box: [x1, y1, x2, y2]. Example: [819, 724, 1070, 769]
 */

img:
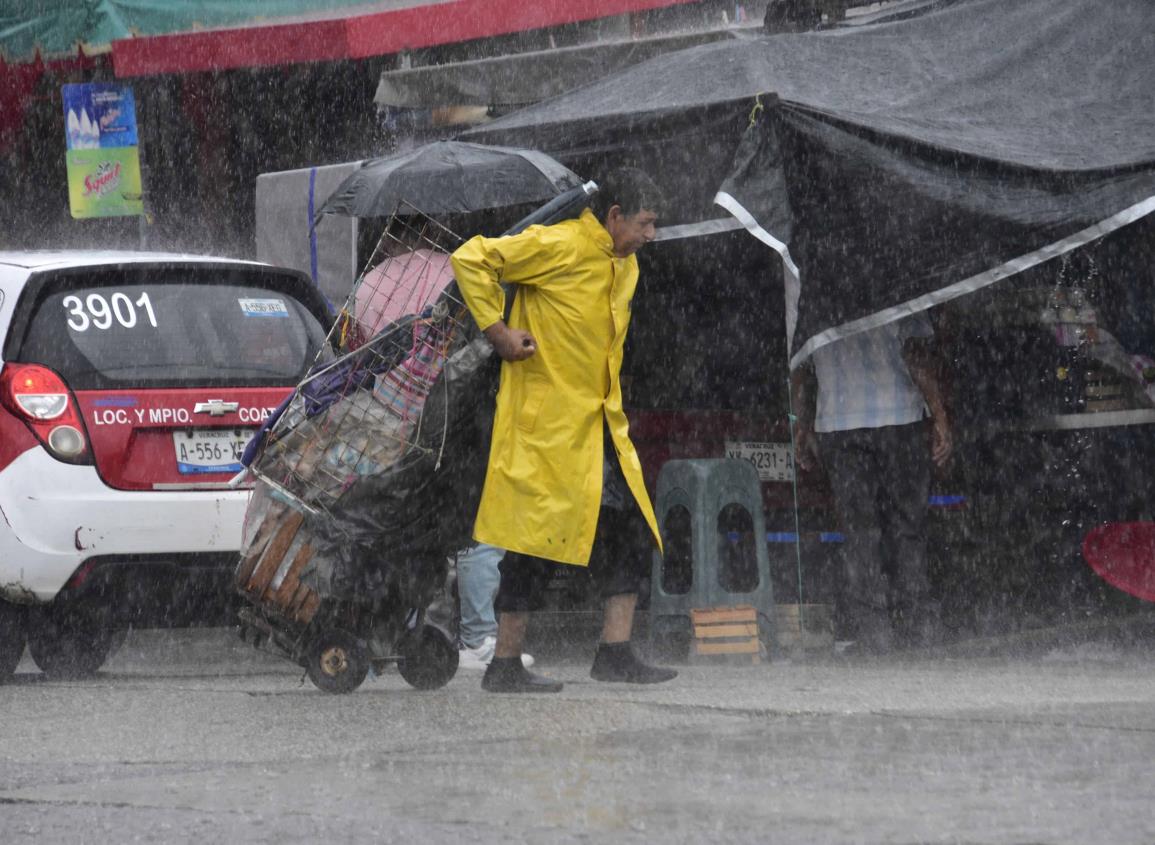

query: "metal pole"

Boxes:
[138, 166, 149, 250]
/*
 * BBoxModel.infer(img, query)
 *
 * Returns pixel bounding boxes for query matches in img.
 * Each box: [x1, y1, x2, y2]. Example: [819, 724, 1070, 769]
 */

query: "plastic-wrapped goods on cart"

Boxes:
[251, 212, 465, 504]
[239, 208, 496, 604]
[254, 313, 456, 510]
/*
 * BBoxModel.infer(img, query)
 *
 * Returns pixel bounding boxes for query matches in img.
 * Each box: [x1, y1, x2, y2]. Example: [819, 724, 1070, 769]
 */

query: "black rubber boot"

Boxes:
[481, 656, 564, 693]
[590, 642, 678, 684]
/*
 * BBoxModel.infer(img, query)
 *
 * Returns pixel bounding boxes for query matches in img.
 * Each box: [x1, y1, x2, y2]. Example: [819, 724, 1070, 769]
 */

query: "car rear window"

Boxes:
[10, 265, 331, 389]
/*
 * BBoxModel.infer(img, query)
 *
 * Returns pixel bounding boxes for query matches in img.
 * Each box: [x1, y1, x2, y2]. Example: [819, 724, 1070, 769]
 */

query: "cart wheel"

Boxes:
[305, 630, 369, 694]
[397, 625, 458, 690]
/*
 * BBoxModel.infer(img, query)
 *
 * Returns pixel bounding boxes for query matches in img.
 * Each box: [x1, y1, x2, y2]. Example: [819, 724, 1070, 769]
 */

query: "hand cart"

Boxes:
[234, 184, 597, 693]
[235, 207, 470, 693]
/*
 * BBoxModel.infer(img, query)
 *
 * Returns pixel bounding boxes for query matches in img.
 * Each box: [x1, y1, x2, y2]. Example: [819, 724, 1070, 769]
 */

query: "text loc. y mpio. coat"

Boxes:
[450, 208, 661, 566]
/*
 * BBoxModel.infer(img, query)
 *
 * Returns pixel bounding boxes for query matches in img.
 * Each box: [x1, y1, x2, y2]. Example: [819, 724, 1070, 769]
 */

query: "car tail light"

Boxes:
[0, 363, 92, 464]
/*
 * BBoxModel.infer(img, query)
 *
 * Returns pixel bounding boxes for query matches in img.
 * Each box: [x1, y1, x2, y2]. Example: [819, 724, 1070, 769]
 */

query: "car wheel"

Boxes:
[397, 625, 459, 691]
[304, 630, 370, 694]
[27, 610, 114, 680]
[0, 601, 27, 682]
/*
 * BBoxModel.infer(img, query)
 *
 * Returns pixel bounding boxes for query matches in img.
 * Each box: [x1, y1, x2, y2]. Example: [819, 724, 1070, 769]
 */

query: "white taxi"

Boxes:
[0, 252, 331, 679]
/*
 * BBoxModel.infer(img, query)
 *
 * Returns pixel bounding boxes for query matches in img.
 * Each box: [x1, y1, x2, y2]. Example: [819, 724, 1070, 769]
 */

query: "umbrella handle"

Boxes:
[502, 181, 598, 236]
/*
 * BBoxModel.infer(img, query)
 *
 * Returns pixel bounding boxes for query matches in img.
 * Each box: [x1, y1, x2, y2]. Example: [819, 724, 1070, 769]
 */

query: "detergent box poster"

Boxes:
[63, 83, 143, 218]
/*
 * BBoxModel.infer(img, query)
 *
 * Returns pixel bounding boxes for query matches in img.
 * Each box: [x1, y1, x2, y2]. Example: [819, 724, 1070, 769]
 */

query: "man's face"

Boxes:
[606, 206, 658, 258]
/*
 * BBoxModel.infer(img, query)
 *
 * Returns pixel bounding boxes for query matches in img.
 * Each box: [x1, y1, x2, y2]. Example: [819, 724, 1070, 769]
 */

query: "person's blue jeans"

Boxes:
[456, 543, 505, 648]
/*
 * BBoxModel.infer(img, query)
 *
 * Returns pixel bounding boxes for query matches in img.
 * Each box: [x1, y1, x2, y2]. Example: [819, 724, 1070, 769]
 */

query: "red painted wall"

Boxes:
[112, 0, 700, 77]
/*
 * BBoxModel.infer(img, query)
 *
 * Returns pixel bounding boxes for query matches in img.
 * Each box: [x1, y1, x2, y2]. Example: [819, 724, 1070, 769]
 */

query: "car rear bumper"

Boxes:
[0, 448, 250, 603]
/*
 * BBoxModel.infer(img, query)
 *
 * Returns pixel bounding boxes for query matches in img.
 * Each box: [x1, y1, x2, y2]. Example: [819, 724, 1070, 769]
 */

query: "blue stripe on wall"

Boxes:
[766, 532, 845, 543]
[307, 167, 319, 284]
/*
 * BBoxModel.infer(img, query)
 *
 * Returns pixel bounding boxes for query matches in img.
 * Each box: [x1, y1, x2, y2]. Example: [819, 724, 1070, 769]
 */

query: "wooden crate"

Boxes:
[690, 605, 761, 664]
[773, 603, 834, 654]
[235, 505, 321, 626]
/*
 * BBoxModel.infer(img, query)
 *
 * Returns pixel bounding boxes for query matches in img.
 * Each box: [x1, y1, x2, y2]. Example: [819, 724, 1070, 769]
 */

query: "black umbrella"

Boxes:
[314, 140, 583, 220]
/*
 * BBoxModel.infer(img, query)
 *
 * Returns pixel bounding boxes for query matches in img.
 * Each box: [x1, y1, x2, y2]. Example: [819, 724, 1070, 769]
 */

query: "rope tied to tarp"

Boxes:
[748, 94, 765, 128]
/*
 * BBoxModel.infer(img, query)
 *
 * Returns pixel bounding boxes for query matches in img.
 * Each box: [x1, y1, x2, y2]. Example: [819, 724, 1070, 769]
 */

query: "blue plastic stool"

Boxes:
[647, 459, 775, 651]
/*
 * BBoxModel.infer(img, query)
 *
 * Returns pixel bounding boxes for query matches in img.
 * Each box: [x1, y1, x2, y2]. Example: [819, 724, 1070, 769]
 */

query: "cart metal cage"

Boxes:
[247, 204, 468, 518]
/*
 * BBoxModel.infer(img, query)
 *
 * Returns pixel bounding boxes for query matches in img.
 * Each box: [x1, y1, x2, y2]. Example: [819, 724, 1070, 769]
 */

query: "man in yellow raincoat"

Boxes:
[451, 168, 677, 693]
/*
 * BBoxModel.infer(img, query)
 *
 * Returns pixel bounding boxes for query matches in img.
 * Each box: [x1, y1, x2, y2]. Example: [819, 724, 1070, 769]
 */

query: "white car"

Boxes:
[0, 252, 331, 679]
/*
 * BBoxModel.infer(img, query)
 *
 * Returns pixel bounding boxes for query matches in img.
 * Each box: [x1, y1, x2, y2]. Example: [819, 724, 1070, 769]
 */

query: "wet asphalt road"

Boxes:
[2, 624, 1155, 845]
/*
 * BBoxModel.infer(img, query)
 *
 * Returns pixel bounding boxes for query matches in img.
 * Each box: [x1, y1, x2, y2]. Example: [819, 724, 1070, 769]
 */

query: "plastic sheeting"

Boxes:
[255, 161, 361, 308]
[463, 0, 1155, 365]
[308, 332, 493, 598]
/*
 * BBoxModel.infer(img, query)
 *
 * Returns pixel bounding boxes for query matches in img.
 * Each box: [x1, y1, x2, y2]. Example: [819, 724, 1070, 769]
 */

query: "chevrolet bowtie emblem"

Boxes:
[194, 400, 239, 416]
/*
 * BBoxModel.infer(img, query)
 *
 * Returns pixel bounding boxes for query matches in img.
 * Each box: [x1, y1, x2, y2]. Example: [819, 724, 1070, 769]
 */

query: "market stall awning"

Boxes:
[110, 0, 699, 78]
[0, 0, 436, 62]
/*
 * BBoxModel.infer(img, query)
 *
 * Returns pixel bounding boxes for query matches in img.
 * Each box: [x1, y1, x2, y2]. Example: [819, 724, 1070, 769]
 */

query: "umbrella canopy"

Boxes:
[315, 140, 583, 219]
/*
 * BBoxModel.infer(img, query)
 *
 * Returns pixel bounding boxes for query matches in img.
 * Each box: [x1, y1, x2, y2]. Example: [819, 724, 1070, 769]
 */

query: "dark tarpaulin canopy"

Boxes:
[462, 0, 1155, 366]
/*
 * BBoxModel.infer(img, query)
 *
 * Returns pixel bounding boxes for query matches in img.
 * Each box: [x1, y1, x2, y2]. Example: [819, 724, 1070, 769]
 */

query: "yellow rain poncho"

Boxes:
[451, 208, 661, 566]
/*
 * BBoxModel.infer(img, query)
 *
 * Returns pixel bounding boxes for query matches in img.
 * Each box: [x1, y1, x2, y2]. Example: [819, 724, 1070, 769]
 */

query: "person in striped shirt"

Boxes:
[791, 313, 952, 652]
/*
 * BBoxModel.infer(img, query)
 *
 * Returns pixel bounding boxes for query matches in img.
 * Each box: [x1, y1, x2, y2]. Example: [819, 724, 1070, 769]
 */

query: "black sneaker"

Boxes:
[590, 642, 678, 684]
[481, 656, 563, 693]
